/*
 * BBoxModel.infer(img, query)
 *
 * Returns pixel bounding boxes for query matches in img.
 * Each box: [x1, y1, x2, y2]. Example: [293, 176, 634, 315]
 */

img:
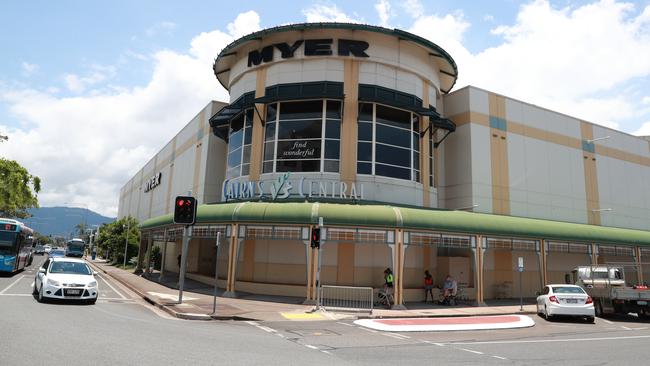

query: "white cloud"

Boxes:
[302, 4, 363, 23]
[375, 0, 392, 26]
[402, 0, 424, 19]
[21, 62, 39, 76]
[0, 12, 259, 216]
[227, 11, 261, 39]
[643, 96, 650, 105]
[145, 21, 177, 37]
[633, 121, 650, 136]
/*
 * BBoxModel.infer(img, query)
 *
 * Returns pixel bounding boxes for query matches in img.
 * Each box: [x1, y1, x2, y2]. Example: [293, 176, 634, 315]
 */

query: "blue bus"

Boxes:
[0, 218, 34, 274]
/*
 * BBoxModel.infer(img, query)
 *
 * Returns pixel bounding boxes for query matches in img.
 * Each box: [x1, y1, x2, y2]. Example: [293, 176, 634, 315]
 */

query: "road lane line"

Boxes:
[0, 293, 32, 297]
[492, 355, 507, 360]
[305, 345, 318, 350]
[421, 340, 445, 346]
[359, 327, 378, 333]
[458, 348, 484, 355]
[321, 350, 332, 355]
[445, 334, 650, 346]
[337, 321, 355, 327]
[382, 333, 409, 340]
[0, 275, 25, 294]
[96, 274, 127, 299]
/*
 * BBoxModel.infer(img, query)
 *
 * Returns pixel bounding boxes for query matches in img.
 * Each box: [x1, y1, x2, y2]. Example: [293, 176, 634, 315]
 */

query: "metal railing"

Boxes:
[318, 285, 374, 314]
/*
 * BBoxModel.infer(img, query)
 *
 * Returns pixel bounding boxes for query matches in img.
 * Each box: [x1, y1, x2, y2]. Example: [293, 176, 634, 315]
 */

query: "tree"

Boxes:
[94, 216, 139, 266]
[0, 158, 41, 218]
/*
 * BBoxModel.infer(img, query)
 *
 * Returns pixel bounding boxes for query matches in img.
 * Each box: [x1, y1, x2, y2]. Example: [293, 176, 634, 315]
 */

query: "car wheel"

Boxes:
[37, 285, 45, 303]
[585, 316, 595, 323]
[87, 298, 97, 305]
[32, 281, 38, 295]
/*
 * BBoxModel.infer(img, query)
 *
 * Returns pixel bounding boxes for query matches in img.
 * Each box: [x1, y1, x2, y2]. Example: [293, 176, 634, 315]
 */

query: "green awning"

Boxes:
[140, 201, 650, 247]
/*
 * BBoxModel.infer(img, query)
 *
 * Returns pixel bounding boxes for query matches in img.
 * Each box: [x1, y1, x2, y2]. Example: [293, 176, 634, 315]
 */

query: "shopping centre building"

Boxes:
[119, 23, 650, 306]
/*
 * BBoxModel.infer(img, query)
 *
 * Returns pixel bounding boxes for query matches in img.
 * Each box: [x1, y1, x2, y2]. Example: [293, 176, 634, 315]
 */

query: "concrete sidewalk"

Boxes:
[88, 259, 537, 322]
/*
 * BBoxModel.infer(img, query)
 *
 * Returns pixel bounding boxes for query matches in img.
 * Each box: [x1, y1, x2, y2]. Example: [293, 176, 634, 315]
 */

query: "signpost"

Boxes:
[518, 256, 524, 311]
[212, 232, 221, 314]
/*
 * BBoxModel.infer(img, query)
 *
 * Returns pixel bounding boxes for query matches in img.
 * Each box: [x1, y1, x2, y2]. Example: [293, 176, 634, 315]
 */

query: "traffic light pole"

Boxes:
[177, 225, 191, 304]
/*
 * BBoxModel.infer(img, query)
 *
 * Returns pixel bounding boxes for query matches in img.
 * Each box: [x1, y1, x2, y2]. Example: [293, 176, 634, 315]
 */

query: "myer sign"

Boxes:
[222, 172, 364, 201]
[144, 172, 162, 193]
[248, 39, 369, 67]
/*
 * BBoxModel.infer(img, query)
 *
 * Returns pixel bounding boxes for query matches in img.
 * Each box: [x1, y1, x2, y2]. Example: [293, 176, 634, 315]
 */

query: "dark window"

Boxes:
[358, 103, 373, 121]
[357, 162, 372, 174]
[265, 122, 276, 141]
[276, 140, 321, 160]
[358, 122, 372, 142]
[324, 160, 339, 173]
[357, 142, 372, 162]
[324, 140, 340, 159]
[375, 163, 410, 180]
[279, 100, 323, 120]
[376, 124, 410, 148]
[376, 144, 410, 167]
[266, 103, 277, 121]
[376, 104, 410, 128]
[278, 120, 322, 139]
[325, 120, 340, 139]
[326, 100, 342, 119]
[276, 159, 320, 172]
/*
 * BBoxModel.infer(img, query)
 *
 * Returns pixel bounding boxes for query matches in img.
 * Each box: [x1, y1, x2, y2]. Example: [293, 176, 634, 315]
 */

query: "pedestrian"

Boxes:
[441, 274, 457, 305]
[424, 270, 434, 302]
[381, 268, 394, 306]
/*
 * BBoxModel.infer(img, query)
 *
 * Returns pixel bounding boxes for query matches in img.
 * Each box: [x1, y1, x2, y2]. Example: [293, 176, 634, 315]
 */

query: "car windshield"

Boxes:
[552, 286, 585, 294]
[49, 261, 91, 275]
[0, 231, 16, 249]
[50, 250, 66, 256]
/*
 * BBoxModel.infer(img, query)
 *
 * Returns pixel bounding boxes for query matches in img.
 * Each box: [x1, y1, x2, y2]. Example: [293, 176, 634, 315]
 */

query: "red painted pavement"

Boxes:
[375, 315, 520, 326]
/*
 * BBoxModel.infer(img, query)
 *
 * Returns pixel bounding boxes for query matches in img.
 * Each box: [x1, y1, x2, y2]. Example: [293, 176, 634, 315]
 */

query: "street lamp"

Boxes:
[586, 136, 610, 144]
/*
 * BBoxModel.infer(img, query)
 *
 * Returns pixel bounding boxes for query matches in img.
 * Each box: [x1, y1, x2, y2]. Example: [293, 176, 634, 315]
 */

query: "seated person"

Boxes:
[441, 275, 457, 304]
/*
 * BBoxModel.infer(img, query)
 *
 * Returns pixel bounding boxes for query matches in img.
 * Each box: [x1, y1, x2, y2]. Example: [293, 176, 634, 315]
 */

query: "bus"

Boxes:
[66, 238, 86, 258]
[0, 218, 34, 274]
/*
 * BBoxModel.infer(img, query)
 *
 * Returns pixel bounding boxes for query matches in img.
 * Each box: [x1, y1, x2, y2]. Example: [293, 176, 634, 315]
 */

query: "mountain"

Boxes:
[20, 207, 115, 238]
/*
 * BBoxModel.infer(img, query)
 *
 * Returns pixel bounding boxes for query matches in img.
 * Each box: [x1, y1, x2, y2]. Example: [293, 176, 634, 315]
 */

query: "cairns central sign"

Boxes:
[248, 39, 370, 67]
[222, 172, 364, 202]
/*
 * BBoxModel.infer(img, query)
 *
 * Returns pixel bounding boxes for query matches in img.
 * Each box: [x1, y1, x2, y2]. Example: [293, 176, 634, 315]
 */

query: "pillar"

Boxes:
[635, 246, 644, 285]
[591, 243, 599, 265]
[392, 229, 407, 309]
[474, 235, 486, 306]
[223, 224, 239, 298]
[539, 239, 548, 286]
[158, 230, 168, 282]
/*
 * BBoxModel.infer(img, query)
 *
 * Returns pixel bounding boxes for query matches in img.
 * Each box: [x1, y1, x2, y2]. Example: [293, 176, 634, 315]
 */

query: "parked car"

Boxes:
[43, 245, 52, 253]
[48, 249, 66, 258]
[33, 257, 99, 304]
[537, 284, 594, 323]
[34, 245, 46, 255]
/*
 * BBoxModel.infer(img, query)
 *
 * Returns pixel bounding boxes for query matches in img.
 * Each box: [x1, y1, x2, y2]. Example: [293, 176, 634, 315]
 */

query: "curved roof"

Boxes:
[213, 22, 459, 94]
[141, 202, 650, 247]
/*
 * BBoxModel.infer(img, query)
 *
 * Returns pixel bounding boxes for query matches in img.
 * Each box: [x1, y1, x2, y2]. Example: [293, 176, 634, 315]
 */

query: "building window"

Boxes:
[226, 108, 254, 179]
[429, 132, 434, 187]
[357, 103, 420, 182]
[263, 100, 341, 173]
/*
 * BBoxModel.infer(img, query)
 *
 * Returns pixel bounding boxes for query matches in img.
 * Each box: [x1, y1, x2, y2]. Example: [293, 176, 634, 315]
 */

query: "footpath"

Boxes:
[88, 259, 537, 326]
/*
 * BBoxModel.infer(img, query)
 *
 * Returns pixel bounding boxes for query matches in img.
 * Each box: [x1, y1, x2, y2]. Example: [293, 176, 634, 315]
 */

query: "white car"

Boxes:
[43, 245, 52, 253]
[33, 257, 99, 304]
[536, 284, 594, 322]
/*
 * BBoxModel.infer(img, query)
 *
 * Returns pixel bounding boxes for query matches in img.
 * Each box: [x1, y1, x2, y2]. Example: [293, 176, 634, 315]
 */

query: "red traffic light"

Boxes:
[174, 195, 197, 225]
[177, 199, 185, 206]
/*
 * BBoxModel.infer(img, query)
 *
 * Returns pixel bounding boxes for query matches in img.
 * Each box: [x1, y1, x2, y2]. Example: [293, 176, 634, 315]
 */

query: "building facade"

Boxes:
[120, 23, 650, 306]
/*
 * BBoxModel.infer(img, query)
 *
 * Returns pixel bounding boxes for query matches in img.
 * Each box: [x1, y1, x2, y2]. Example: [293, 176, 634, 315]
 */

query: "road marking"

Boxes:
[337, 321, 355, 327]
[622, 326, 632, 330]
[421, 340, 445, 346]
[281, 312, 324, 320]
[359, 327, 378, 333]
[321, 350, 332, 355]
[0, 293, 32, 297]
[0, 275, 25, 294]
[458, 348, 484, 355]
[96, 275, 127, 299]
[601, 319, 614, 324]
[305, 345, 318, 350]
[492, 355, 507, 360]
[382, 333, 410, 340]
[445, 334, 650, 346]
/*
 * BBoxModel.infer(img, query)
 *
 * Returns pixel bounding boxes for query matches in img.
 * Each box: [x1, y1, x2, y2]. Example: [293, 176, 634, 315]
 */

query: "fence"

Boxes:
[318, 285, 374, 314]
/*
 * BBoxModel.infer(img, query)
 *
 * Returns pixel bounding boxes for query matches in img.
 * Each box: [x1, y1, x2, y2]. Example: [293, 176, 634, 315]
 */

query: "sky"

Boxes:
[1, 0, 650, 217]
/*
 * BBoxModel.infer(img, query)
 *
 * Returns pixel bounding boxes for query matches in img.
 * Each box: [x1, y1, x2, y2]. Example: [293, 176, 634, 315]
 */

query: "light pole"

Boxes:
[123, 220, 130, 268]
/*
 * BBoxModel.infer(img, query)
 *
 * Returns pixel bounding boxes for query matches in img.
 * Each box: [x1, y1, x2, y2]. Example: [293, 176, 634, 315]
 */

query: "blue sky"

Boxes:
[1, 0, 650, 216]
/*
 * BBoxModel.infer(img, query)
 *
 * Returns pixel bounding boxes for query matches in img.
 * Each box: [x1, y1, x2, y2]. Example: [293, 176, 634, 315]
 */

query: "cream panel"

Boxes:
[149, 164, 173, 218]
[396, 69, 422, 98]
[519, 102, 547, 130]
[443, 124, 473, 185]
[229, 71, 257, 102]
[169, 146, 196, 198]
[442, 87, 469, 116]
[523, 137, 551, 194]
[266, 241, 305, 264]
[593, 125, 649, 156]
[470, 123, 492, 186]
[355, 176, 424, 207]
[505, 98, 523, 125]
[176, 115, 200, 147]
[468, 87, 489, 115]
[203, 134, 228, 203]
[547, 112, 581, 140]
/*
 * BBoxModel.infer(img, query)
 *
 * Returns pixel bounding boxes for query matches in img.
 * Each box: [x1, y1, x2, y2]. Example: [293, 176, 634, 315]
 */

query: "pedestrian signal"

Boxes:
[310, 227, 320, 249]
[174, 196, 197, 225]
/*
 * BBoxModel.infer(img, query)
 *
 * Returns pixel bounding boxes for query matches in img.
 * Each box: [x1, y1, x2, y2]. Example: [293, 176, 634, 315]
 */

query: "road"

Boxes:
[2, 255, 650, 365]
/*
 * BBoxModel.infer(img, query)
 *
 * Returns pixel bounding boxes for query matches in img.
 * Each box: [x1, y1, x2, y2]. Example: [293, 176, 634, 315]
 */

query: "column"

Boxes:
[223, 224, 239, 298]
[539, 239, 548, 286]
[474, 235, 486, 306]
[635, 246, 644, 285]
[392, 229, 407, 309]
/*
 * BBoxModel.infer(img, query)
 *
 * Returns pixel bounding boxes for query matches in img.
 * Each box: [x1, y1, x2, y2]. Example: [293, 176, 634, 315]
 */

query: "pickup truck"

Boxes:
[570, 265, 650, 319]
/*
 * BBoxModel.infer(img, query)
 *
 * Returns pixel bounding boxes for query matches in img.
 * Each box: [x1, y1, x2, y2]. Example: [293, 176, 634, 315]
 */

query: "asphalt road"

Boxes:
[2, 255, 650, 365]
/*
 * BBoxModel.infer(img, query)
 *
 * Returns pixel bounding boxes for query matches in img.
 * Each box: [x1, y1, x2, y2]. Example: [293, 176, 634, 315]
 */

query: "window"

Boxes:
[226, 109, 254, 179]
[263, 100, 341, 173]
[357, 103, 420, 181]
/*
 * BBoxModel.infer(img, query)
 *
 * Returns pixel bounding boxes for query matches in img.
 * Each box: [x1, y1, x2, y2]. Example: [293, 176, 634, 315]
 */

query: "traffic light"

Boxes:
[174, 196, 197, 225]
[310, 226, 320, 249]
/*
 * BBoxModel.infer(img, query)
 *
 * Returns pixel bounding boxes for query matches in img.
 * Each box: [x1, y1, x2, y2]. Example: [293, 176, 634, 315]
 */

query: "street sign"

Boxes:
[517, 256, 524, 272]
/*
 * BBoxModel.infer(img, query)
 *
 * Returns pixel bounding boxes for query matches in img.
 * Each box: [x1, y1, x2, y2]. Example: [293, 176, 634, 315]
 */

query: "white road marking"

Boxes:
[246, 321, 279, 334]
[492, 355, 507, 360]
[96, 274, 127, 299]
[445, 334, 650, 346]
[359, 327, 378, 333]
[421, 340, 445, 346]
[621, 326, 632, 330]
[0, 275, 25, 294]
[321, 350, 332, 355]
[337, 321, 355, 327]
[382, 333, 410, 340]
[305, 345, 318, 350]
[0, 293, 32, 297]
[458, 348, 484, 355]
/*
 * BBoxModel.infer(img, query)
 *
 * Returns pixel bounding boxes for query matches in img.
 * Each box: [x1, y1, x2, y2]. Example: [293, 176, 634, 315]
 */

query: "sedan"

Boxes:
[48, 249, 66, 258]
[537, 284, 594, 322]
[33, 258, 99, 304]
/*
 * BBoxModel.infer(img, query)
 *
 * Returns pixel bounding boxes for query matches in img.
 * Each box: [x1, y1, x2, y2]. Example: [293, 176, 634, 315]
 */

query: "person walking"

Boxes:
[424, 270, 434, 302]
[382, 268, 394, 307]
